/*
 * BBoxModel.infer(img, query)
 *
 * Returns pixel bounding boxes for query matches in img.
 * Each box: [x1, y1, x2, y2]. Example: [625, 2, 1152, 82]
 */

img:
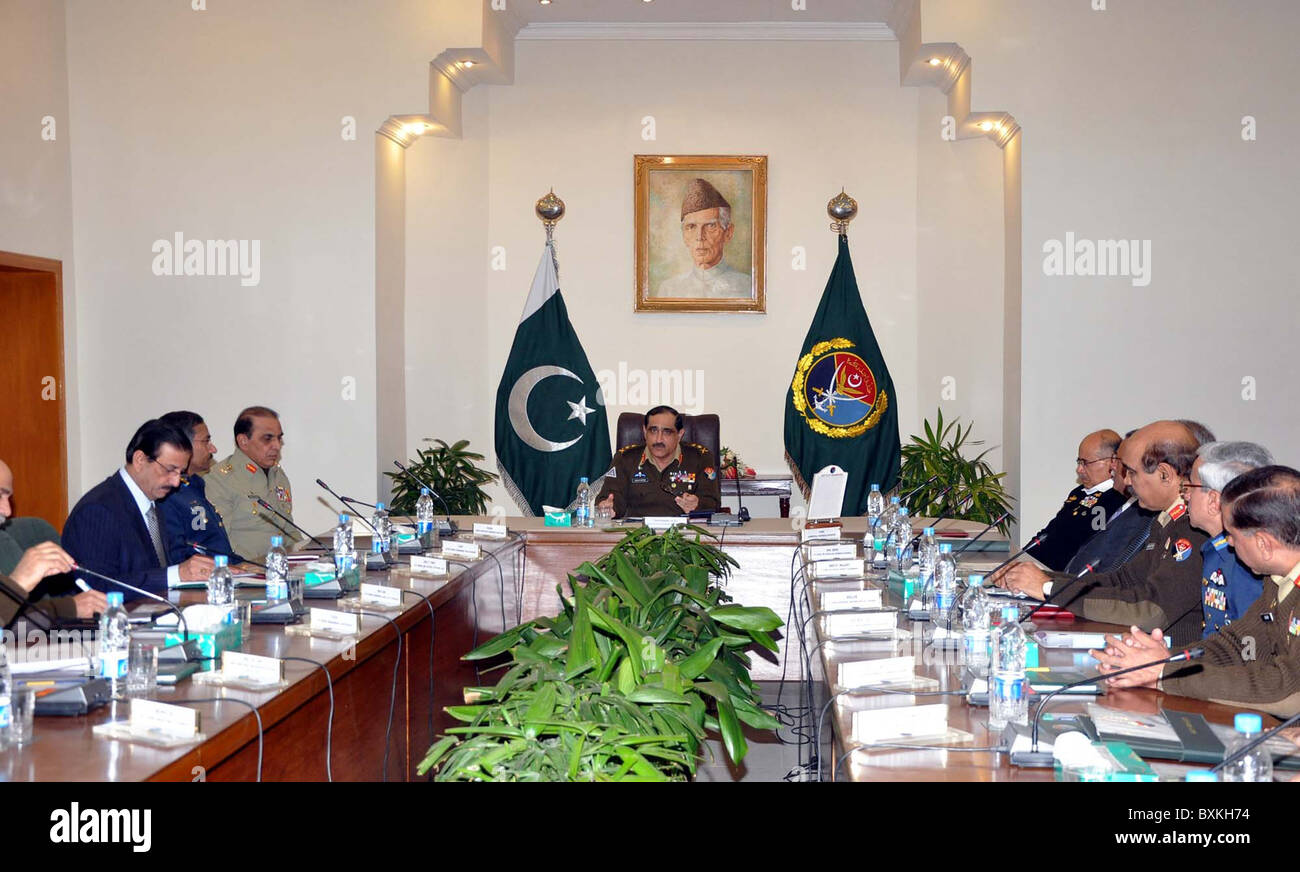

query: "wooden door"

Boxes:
[0, 251, 67, 529]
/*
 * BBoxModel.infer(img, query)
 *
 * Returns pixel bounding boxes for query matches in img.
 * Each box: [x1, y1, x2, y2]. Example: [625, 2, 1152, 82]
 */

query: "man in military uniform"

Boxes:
[158, 411, 249, 567]
[654, 179, 752, 300]
[1093, 466, 1300, 718]
[597, 406, 722, 518]
[1021, 429, 1126, 571]
[1184, 441, 1271, 636]
[203, 406, 303, 558]
[993, 421, 1208, 647]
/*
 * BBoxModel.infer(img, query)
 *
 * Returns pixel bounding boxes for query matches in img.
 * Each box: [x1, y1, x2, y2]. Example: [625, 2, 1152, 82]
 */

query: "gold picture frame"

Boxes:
[634, 154, 767, 313]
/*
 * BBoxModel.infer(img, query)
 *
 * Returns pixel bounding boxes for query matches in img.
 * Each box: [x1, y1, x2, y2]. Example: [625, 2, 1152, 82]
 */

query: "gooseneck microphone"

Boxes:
[393, 461, 454, 519]
[73, 564, 191, 644]
[1011, 646, 1206, 767]
[899, 474, 940, 508]
[247, 493, 329, 550]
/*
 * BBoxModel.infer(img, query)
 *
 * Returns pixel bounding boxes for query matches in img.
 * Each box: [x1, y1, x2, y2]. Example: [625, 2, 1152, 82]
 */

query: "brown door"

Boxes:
[0, 251, 68, 530]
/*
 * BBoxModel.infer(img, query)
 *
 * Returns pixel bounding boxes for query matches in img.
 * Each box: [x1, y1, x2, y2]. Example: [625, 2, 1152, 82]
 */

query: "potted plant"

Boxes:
[384, 438, 498, 516]
[898, 408, 1015, 533]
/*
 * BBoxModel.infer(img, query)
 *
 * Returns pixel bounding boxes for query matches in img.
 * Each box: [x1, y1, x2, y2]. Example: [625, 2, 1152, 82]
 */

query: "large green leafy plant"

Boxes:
[385, 438, 497, 516]
[418, 526, 783, 781]
[898, 408, 1015, 533]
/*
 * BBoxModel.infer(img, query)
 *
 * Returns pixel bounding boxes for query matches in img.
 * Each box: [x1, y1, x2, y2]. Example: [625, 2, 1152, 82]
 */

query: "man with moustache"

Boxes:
[204, 405, 303, 559]
[597, 406, 721, 518]
[157, 410, 247, 566]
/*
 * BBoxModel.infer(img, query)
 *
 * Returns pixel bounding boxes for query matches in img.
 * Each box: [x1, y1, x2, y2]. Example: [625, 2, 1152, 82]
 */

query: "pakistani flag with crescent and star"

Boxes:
[495, 242, 611, 516]
[784, 234, 901, 515]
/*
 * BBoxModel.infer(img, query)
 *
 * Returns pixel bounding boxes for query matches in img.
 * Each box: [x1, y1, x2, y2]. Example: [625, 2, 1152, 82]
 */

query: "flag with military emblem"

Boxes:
[784, 235, 901, 514]
[495, 242, 611, 515]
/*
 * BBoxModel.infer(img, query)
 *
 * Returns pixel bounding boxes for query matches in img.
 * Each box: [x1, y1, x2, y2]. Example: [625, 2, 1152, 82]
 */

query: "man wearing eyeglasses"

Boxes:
[203, 405, 302, 560]
[597, 406, 722, 518]
[994, 420, 1209, 647]
[1021, 429, 1126, 571]
[61, 419, 215, 600]
[654, 179, 752, 299]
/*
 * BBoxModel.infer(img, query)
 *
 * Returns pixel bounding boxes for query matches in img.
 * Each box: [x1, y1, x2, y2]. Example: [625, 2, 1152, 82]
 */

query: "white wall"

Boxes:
[924, 0, 1300, 531]
[0, 0, 81, 500]
[406, 37, 930, 515]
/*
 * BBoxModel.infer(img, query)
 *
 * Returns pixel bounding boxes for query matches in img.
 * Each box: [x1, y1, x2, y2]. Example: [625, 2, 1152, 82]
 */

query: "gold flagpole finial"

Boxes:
[536, 189, 565, 243]
[827, 188, 857, 236]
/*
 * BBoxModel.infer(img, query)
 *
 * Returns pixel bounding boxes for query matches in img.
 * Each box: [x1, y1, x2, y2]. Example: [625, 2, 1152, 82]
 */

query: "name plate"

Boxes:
[310, 607, 360, 636]
[825, 610, 897, 637]
[820, 589, 883, 610]
[839, 655, 915, 688]
[442, 540, 481, 560]
[801, 524, 842, 543]
[473, 522, 508, 539]
[807, 542, 858, 561]
[130, 699, 199, 738]
[644, 517, 688, 532]
[813, 559, 866, 579]
[361, 583, 403, 608]
[852, 703, 948, 745]
[221, 651, 284, 685]
[409, 555, 447, 577]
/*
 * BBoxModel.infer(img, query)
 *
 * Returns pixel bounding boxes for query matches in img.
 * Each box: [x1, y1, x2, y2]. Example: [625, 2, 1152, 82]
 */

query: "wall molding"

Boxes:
[516, 21, 896, 41]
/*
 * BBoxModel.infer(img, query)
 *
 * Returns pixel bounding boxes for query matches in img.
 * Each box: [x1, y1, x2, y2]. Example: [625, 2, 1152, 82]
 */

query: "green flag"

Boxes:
[784, 235, 901, 515]
[496, 242, 611, 515]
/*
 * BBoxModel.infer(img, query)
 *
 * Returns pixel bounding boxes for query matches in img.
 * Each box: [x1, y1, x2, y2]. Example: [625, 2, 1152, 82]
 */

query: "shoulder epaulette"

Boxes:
[618, 444, 642, 454]
[217, 462, 233, 475]
[686, 442, 711, 457]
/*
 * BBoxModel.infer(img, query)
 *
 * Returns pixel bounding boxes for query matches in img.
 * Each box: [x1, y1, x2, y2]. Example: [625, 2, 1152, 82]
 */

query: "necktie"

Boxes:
[145, 503, 168, 567]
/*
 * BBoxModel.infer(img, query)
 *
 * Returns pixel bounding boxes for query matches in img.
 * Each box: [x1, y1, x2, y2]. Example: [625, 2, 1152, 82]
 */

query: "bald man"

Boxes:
[1022, 429, 1127, 571]
[994, 421, 1208, 647]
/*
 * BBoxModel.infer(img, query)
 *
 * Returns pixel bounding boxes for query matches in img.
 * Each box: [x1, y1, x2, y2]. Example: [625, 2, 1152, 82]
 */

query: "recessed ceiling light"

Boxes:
[539, 0, 551, 5]
[928, 57, 943, 66]
[979, 120, 994, 132]
[461, 60, 475, 68]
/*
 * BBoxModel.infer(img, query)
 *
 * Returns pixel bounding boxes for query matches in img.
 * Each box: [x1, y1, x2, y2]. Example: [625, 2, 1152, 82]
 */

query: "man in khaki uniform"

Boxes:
[597, 406, 722, 518]
[203, 406, 303, 558]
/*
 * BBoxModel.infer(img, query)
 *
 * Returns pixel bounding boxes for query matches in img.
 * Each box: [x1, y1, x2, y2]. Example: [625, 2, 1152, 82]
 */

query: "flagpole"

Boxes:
[536, 188, 565, 279]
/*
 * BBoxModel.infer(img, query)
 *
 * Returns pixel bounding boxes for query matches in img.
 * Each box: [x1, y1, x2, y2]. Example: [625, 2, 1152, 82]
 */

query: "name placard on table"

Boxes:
[221, 650, 285, 685]
[810, 558, 866, 579]
[310, 607, 360, 637]
[441, 540, 481, 560]
[472, 522, 508, 539]
[360, 582, 403, 608]
[409, 555, 448, 577]
[644, 517, 688, 532]
[824, 610, 897, 637]
[806, 542, 859, 561]
[839, 655, 915, 688]
[801, 524, 842, 543]
[130, 699, 200, 738]
[819, 589, 883, 610]
[852, 703, 949, 745]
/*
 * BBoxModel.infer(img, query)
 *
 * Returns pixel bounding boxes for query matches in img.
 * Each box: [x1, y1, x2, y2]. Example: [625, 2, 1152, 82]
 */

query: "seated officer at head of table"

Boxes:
[156, 410, 256, 570]
[1186, 441, 1273, 636]
[1093, 465, 1300, 718]
[202, 405, 303, 559]
[596, 406, 721, 518]
[993, 420, 1208, 648]
[1021, 428, 1127, 571]
[61, 419, 215, 600]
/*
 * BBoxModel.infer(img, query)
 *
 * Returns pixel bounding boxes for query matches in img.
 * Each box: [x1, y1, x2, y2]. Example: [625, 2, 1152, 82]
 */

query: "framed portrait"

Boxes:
[634, 154, 767, 313]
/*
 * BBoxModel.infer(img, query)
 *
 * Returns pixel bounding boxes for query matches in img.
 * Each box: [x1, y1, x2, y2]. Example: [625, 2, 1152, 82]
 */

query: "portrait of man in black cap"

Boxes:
[654, 177, 753, 299]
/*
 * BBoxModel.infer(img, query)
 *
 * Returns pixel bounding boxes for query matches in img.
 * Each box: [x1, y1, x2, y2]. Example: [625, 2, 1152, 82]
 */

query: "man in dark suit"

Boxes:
[62, 419, 214, 600]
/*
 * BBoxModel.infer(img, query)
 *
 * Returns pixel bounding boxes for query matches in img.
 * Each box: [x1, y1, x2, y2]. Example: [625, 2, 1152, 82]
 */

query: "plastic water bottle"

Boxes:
[961, 574, 991, 675]
[207, 554, 234, 608]
[989, 605, 1028, 729]
[891, 507, 913, 571]
[867, 484, 885, 533]
[1221, 713, 1273, 782]
[930, 543, 958, 627]
[0, 642, 12, 748]
[265, 535, 288, 603]
[333, 513, 354, 571]
[98, 592, 131, 701]
[879, 495, 901, 540]
[575, 478, 592, 527]
[917, 527, 938, 600]
[416, 488, 437, 549]
[371, 502, 392, 554]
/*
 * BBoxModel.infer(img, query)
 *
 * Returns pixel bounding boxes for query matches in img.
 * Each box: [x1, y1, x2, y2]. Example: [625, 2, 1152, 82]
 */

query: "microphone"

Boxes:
[247, 493, 329, 550]
[73, 564, 192, 649]
[1211, 710, 1300, 774]
[1019, 559, 1095, 624]
[341, 495, 378, 510]
[955, 511, 1014, 557]
[1012, 646, 1206, 767]
[899, 474, 940, 507]
[732, 462, 750, 524]
[315, 479, 377, 532]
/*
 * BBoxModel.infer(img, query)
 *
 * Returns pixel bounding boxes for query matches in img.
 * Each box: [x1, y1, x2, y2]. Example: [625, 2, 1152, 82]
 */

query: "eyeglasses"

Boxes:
[1075, 456, 1115, 468]
[151, 457, 185, 478]
[1179, 481, 1210, 495]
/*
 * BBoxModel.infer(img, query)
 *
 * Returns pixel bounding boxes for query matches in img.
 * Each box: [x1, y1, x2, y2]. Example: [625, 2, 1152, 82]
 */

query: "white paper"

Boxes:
[807, 465, 847, 521]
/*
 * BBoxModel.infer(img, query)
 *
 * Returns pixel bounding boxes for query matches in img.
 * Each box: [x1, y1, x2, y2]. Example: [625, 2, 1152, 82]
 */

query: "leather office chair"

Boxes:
[615, 412, 721, 462]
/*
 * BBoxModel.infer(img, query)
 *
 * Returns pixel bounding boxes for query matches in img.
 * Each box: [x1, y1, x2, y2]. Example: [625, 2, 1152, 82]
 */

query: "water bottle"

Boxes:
[930, 543, 958, 627]
[867, 484, 885, 533]
[416, 488, 437, 549]
[0, 642, 11, 748]
[207, 554, 234, 608]
[879, 495, 901, 540]
[575, 478, 592, 527]
[265, 535, 288, 603]
[333, 513, 354, 571]
[891, 508, 913, 572]
[98, 592, 131, 701]
[371, 502, 392, 554]
[916, 526, 938, 601]
[989, 605, 1028, 729]
[1221, 713, 1273, 782]
[961, 574, 991, 676]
